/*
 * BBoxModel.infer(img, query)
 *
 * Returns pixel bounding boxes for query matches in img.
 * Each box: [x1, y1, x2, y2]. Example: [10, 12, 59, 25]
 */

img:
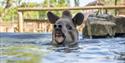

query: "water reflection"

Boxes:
[0, 33, 125, 63]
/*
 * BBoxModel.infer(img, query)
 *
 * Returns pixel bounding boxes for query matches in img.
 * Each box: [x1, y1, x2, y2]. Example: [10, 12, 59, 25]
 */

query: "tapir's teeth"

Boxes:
[55, 31, 65, 43]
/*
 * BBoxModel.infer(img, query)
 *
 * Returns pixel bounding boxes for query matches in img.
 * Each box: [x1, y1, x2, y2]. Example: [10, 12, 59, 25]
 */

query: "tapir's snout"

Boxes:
[54, 24, 66, 45]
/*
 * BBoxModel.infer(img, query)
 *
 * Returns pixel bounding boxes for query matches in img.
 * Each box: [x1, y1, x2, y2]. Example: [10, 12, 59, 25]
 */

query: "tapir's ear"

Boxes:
[47, 11, 59, 24]
[72, 13, 84, 25]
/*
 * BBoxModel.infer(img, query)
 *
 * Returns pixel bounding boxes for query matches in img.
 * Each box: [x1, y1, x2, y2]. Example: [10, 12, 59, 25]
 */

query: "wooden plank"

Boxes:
[18, 5, 125, 11]
[24, 19, 48, 22]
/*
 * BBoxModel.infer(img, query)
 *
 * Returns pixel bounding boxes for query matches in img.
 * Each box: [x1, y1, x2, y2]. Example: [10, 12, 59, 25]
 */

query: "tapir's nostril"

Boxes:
[54, 24, 62, 31]
[54, 24, 62, 29]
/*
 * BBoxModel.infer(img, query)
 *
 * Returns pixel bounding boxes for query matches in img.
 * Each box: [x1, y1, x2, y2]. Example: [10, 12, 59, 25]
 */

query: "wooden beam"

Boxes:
[18, 5, 125, 11]
[24, 19, 48, 22]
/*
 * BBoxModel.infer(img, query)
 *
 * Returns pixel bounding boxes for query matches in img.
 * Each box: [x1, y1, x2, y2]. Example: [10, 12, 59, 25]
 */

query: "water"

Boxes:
[0, 33, 125, 63]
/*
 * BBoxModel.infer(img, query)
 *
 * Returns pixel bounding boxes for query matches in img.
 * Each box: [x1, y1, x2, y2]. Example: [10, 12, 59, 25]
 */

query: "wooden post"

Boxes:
[18, 11, 23, 32]
[115, 0, 117, 15]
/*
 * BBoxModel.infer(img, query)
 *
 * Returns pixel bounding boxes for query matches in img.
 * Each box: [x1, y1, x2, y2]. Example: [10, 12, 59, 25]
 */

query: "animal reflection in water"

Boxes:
[47, 10, 84, 48]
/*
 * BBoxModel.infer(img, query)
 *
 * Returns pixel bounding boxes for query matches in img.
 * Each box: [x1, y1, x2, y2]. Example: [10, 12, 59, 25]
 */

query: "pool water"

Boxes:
[0, 33, 125, 63]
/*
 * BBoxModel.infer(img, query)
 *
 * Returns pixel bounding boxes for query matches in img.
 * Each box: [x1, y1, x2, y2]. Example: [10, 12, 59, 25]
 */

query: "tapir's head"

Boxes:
[47, 10, 84, 47]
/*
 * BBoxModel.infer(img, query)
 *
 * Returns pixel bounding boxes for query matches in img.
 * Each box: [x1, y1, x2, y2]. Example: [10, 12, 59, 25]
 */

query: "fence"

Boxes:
[15, 5, 125, 32]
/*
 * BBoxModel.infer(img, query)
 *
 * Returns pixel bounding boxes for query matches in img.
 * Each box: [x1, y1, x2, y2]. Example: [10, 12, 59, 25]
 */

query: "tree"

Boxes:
[74, 0, 79, 6]
[0, 0, 23, 21]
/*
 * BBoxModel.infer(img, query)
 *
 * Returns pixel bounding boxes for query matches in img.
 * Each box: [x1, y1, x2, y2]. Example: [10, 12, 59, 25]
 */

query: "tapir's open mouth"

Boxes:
[55, 31, 65, 44]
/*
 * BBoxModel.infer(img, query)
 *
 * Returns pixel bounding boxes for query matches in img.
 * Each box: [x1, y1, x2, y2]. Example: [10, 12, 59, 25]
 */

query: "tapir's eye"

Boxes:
[66, 25, 72, 30]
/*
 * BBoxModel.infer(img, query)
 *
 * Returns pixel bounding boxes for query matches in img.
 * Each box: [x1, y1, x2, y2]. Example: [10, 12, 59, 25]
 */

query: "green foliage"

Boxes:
[103, 0, 122, 5]
[38, 11, 48, 19]
[41, 0, 68, 18]
[21, 2, 39, 7]
[0, 0, 97, 21]
[2, 7, 18, 21]
[42, 0, 67, 7]
[0, 7, 4, 16]
[23, 11, 39, 19]
[0, 0, 124, 21]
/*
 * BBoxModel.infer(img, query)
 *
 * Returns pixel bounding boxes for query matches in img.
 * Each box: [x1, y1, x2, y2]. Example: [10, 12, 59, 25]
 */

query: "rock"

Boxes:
[82, 14, 125, 38]
[114, 16, 125, 37]
[96, 14, 114, 21]
[82, 14, 116, 38]
[83, 21, 116, 38]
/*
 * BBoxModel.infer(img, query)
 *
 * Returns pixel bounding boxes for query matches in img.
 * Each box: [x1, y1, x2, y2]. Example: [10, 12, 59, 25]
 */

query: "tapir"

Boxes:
[47, 10, 84, 47]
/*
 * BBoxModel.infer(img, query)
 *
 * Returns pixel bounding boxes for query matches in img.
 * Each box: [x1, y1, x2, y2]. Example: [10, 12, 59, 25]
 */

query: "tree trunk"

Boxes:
[74, 0, 79, 6]
[67, 0, 70, 7]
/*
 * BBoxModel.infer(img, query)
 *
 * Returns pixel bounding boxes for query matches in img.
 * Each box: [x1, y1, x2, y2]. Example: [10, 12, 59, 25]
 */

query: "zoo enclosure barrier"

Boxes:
[17, 5, 125, 32]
